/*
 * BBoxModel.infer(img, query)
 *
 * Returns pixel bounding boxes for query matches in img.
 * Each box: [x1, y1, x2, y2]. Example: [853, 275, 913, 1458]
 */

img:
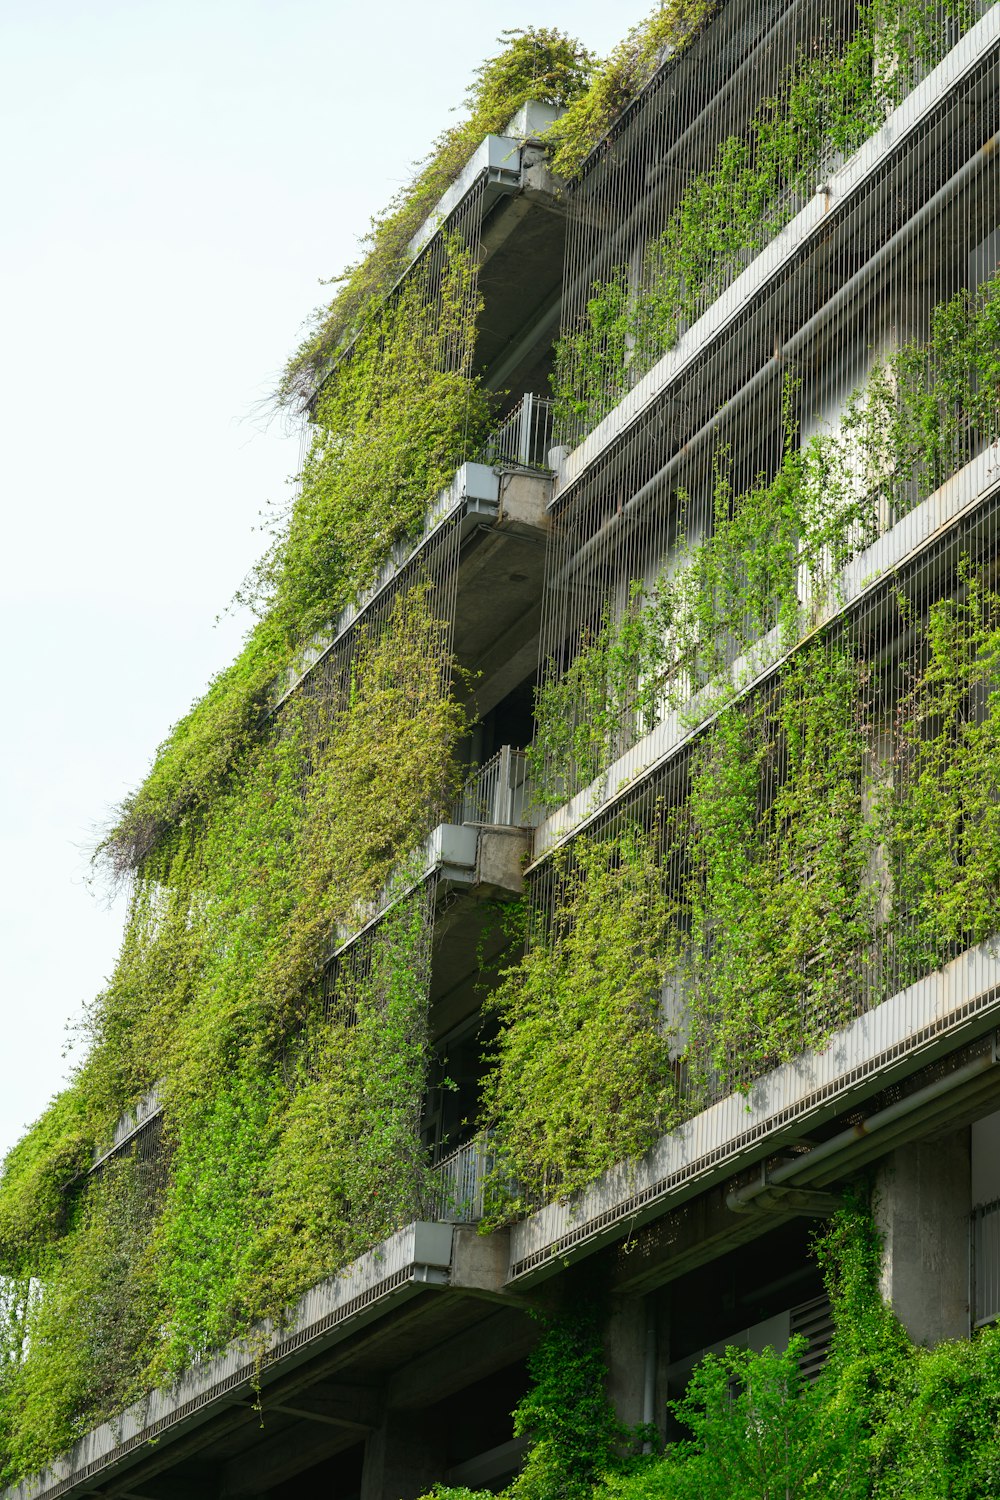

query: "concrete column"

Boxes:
[603, 1290, 669, 1440]
[604, 1294, 646, 1431]
[874, 1127, 971, 1345]
[360, 1411, 447, 1500]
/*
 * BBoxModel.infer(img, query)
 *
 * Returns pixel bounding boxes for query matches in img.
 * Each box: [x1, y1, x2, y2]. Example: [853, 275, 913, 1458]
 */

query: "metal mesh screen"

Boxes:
[528, 3, 1000, 1123]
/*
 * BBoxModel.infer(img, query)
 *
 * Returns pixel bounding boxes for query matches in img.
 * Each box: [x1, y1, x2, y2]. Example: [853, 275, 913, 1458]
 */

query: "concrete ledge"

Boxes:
[4, 1224, 455, 1500]
[408, 102, 561, 261]
[532, 447, 1000, 863]
[507, 938, 1000, 1283]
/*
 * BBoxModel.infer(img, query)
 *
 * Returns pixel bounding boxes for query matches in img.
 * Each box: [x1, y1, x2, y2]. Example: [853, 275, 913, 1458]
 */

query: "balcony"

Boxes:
[325, 747, 538, 1044]
[331, 746, 539, 954]
[5, 1216, 521, 1500]
[507, 942, 1000, 1287]
[313, 100, 569, 405]
[407, 102, 563, 263]
[551, 6, 1000, 501]
[532, 441, 1000, 858]
[425, 1132, 497, 1224]
[276, 394, 553, 719]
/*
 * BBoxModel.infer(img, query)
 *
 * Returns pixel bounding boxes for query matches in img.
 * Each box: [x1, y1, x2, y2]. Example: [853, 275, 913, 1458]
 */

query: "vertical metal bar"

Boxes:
[517, 393, 532, 467]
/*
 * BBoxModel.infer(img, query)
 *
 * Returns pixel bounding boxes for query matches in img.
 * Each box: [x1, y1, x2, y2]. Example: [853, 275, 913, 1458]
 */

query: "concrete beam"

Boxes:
[220, 1418, 363, 1496]
[99, 1300, 441, 1496]
[469, 613, 543, 718]
[360, 1412, 447, 1500]
[247, 1381, 381, 1432]
[388, 1306, 537, 1410]
[607, 1182, 797, 1297]
[103, 1482, 218, 1500]
[445, 1435, 530, 1488]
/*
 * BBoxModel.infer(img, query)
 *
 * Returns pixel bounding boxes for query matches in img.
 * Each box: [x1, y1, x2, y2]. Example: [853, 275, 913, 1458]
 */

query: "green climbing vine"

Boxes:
[106, 240, 486, 878]
[510, 1298, 627, 1500]
[545, 0, 715, 180]
[481, 826, 680, 1212]
[1, 4, 997, 1488]
[0, 582, 463, 1476]
[0, 1152, 166, 1485]
[504, 533, 1000, 1220]
[533, 266, 1000, 807]
[279, 29, 594, 407]
[888, 569, 1000, 975]
[151, 886, 436, 1377]
[684, 642, 876, 1095]
[492, 640, 875, 1216]
[554, 0, 977, 435]
[0, 22, 564, 1475]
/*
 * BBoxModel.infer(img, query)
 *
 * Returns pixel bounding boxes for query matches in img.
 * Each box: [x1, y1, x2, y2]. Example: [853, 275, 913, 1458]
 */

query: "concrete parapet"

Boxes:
[477, 826, 529, 896]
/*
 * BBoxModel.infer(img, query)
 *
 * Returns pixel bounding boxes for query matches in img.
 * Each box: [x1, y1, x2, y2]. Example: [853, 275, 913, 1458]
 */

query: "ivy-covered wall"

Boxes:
[489, 558, 1000, 1219]
[0, 29, 591, 1479]
[552, 0, 978, 440]
[532, 268, 1000, 808]
[0, 0, 995, 1487]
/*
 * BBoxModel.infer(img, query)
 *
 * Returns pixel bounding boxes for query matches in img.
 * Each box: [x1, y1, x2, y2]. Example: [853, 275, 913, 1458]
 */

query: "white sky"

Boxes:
[0, 0, 653, 1160]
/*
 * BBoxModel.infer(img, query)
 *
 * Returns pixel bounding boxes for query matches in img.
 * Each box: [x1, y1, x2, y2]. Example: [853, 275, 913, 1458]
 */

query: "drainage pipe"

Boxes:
[727, 1043, 997, 1213]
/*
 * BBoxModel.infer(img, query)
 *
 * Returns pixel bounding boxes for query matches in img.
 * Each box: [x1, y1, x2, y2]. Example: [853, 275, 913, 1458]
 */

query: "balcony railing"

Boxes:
[450, 745, 541, 829]
[426, 1132, 497, 1222]
[275, 400, 553, 712]
[478, 393, 554, 472]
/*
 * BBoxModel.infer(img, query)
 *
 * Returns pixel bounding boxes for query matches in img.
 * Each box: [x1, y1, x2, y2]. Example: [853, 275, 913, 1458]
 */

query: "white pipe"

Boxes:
[642, 1297, 657, 1452]
[726, 1045, 997, 1212]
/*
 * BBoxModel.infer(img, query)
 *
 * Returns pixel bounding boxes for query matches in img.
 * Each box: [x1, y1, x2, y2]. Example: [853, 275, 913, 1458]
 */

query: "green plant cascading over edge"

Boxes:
[0, 65, 512, 1466]
[544, 0, 716, 180]
[0, 581, 466, 1479]
[486, 634, 877, 1219]
[278, 29, 595, 409]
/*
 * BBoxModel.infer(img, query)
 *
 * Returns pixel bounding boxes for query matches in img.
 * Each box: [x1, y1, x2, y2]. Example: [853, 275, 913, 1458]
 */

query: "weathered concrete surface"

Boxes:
[875, 1129, 971, 1344]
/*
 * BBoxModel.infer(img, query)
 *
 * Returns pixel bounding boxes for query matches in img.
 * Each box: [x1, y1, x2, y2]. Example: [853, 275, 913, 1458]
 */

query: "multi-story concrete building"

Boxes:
[3, 0, 1000, 1494]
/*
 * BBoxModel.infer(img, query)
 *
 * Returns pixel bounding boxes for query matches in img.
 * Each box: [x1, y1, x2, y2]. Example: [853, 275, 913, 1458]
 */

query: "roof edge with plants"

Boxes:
[276, 27, 595, 411]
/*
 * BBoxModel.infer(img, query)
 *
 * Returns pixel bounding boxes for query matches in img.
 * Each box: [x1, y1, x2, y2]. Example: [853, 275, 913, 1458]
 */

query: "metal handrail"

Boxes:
[449, 745, 542, 829]
[426, 1132, 498, 1222]
[332, 747, 540, 953]
[478, 393, 554, 471]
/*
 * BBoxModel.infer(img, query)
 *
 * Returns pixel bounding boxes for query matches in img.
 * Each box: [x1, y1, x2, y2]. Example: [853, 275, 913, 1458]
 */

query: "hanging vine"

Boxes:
[888, 569, 1000, 976]
[533, 268, 1000, 808]
[683, 642, 877, 1096]
[545, 0, 715, 180]
[279, 29, 594, 407]
[482, 826, 680, 1214]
